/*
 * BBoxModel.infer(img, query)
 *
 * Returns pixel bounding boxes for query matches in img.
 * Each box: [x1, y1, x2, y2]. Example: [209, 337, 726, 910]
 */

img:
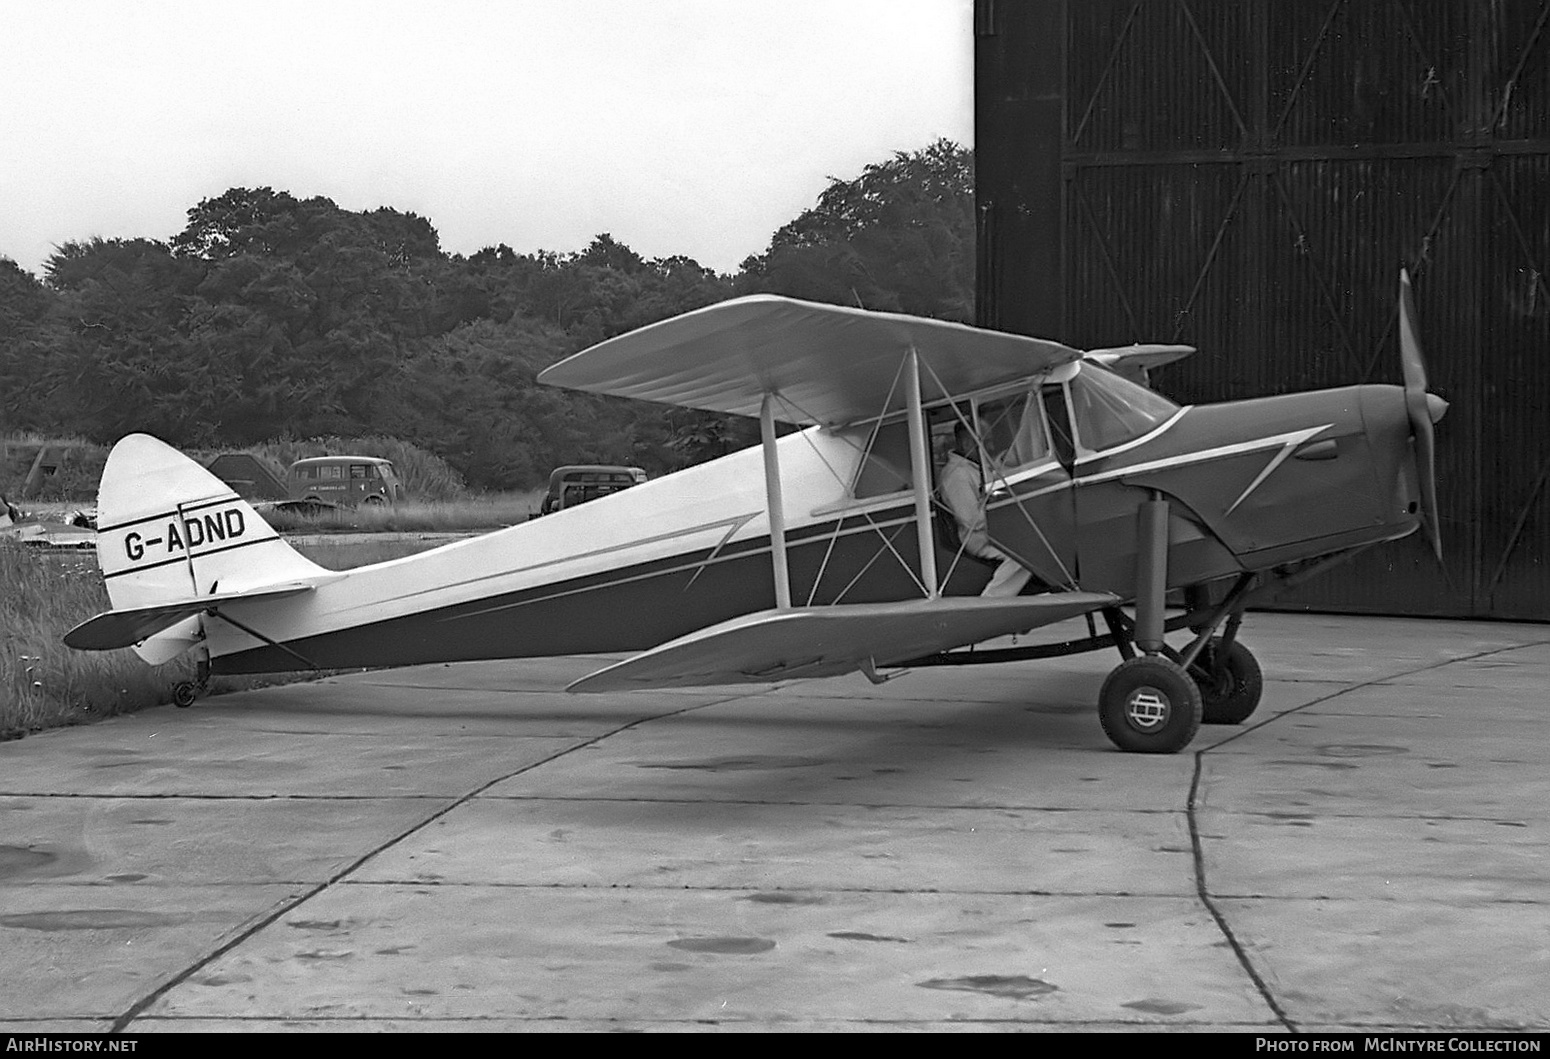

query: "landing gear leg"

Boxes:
[1189, 607, 1263, 725]
[1175, 577, 1263, 725]
[1098, 494, 1201, 754]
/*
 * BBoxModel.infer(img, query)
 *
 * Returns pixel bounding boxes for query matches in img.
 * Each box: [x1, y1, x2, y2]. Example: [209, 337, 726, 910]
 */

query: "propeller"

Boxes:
[1397, 268, 1446, 562]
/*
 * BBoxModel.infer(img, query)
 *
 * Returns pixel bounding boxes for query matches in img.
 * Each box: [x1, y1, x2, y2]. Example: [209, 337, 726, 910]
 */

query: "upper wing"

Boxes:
[538, 295, 1083, 428]
[1084, 344, 1195, 387]
[566, 593, 1117, 693]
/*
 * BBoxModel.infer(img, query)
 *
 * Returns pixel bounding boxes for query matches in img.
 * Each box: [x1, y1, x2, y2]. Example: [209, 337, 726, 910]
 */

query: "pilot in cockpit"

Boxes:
[938, 423, 1033, 598]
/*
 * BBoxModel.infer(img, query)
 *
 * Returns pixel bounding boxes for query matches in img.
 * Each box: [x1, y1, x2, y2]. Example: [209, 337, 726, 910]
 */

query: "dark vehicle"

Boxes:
[537, 465, 647, 516]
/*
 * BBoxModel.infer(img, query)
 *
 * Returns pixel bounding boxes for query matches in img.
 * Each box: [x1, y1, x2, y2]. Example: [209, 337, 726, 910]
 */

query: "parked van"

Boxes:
[537, 465, 647, 515]
[287, 456, 402, 506]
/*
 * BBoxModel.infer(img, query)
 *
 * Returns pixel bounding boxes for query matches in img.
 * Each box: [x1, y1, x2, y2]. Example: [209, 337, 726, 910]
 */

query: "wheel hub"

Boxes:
[1125, 686, 1171, 730]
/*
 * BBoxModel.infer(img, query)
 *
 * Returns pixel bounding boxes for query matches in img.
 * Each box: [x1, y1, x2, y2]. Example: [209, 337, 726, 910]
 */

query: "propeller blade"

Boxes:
[1398, 268, 1442, 562]
[1413, 407, 1442, 563]
[1398, 268, 1428, 394]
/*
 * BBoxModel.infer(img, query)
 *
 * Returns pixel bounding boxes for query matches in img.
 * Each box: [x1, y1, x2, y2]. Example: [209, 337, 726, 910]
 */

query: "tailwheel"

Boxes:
[1193, 638, 1263, 725]
[172, 656, 211, 710]
[1099, 656, 1202, 754]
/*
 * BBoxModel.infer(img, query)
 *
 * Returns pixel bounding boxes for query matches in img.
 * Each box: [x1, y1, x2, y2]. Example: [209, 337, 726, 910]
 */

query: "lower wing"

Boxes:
[567, 592, 1117, 693]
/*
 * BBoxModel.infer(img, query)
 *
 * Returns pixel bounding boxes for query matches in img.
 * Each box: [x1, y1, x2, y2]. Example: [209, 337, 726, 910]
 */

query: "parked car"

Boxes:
[287, 456, 402, 507]
[536, 465, 647, 516]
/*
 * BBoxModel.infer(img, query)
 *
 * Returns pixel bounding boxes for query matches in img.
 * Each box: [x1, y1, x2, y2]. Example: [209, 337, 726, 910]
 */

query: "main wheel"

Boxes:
[172, 681, 198, 708]
[1193, 639, 1263, 725]
[1098, 656, 1202, 753]
[363, 494, 386, 506]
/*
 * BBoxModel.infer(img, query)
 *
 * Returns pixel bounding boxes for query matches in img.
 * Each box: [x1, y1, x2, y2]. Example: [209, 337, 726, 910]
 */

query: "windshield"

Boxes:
[1066, 364, 1180, 453]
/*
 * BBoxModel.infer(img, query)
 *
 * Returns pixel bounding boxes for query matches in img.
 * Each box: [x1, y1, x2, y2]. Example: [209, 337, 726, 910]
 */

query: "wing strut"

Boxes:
[761, 346, 937, 610]
[760, 392, 793, 609]
[904, 347, 939, 598]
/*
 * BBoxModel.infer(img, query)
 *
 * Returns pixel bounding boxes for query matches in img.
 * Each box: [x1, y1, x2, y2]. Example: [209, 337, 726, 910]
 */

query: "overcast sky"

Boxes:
[0, 0, 974, 279]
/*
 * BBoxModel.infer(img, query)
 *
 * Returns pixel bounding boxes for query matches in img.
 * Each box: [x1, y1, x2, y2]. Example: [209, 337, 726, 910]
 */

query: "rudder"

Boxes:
[93, 434, 328, 661]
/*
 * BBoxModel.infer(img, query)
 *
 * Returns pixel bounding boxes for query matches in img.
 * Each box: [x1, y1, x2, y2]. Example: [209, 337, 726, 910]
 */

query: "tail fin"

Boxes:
[79, 434, 333, 661]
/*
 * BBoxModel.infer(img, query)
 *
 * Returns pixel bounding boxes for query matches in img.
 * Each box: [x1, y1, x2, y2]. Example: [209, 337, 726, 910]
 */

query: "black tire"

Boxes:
[172, 681, 197, 708]
[1193, 639, 1263, 725]
[363, 494, 386, 506]
[1098, 656, 1202, 753]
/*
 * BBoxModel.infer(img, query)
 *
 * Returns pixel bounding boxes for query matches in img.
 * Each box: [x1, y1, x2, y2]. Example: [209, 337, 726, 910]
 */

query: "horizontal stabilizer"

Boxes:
[567, 593, 1117, 693]
[64, 582, 326, 651]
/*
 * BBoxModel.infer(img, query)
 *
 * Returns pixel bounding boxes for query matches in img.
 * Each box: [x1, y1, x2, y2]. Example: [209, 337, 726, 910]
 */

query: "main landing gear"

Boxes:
[1096, 494, 1264, 754]
[1098, 654, 1203, 754]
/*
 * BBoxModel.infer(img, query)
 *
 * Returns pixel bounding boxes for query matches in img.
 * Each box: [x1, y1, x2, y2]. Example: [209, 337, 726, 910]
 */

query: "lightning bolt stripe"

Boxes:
[1223, 425, 1333, 516]
[984, 424, 1334, 511]
[1079, 424, 1333, 490]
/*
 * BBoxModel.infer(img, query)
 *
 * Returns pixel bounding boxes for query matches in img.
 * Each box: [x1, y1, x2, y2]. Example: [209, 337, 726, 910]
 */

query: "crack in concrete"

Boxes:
[336, 879, 1203, 897]
[1187, 634, 1550, 1036]
[90, 631, 1550, 1033]
[0, 792, 462, 800]
[107, 693, 745, 1034]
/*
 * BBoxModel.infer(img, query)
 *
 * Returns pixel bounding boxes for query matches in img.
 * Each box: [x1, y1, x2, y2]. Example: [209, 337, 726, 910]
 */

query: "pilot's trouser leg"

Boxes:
[980, 551, 1034, 597]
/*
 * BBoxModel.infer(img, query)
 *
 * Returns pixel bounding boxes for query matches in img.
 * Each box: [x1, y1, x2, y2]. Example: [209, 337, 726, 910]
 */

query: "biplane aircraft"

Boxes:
[64, 273, 1446, 753]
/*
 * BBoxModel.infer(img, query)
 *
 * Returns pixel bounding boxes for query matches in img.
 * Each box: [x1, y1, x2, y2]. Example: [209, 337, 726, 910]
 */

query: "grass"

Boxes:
[2, 433, 549, 739]
[290, 534, 466, 570]
[1, 543, 195, 738]
[0, 527, 483, 740]
[261, 492, 544, 534]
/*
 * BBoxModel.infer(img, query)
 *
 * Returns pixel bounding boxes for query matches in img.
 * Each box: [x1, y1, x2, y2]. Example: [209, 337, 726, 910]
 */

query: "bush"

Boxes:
[0, 436, 109, 502]
[4, 433, 471, 505]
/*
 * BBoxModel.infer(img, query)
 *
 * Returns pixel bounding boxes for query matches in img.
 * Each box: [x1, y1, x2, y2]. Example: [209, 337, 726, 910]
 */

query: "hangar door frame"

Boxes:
[975, 0, 1550, 620]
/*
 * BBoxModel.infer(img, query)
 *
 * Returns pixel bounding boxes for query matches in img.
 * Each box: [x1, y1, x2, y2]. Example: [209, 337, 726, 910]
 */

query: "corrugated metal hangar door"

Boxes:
[975, 0, 1550, 620]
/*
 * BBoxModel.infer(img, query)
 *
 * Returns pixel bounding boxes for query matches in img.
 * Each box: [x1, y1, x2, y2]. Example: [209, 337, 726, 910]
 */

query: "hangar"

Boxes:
[973, 0, 1550, 620]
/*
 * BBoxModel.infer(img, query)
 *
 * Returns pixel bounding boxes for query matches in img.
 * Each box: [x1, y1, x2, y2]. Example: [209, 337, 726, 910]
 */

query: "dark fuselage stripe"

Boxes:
[211, 504, 984, 674]
[103, 533, 285, 579]
[97, 494, 243, 534]
[440, 509, 919, 623]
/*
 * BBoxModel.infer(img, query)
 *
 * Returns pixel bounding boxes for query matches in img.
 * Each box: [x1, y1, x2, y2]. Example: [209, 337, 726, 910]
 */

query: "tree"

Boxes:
[0, 258, 64, 432]
[738, 139, 975, 320]
[170, 187, 306, 261]
[9, 144, 975, 487]
[36, 239, 212, 442]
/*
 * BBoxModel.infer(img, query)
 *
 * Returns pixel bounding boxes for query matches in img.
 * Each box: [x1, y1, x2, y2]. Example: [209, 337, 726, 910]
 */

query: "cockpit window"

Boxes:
[1066, 364, 1180, 453]
[976, 391, 1049, 474]
[850, 419, 913, 498]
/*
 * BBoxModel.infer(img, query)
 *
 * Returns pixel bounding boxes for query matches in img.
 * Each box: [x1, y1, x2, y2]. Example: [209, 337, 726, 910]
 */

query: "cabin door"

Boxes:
[976, 386, 1080, 590]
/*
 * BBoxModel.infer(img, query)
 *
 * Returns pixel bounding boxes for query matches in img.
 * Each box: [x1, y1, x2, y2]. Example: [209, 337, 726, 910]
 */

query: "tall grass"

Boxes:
[1, 435, 547, 739]
[0, 542, 195, 737]
[262, 492, 544, 534]
[0, 529, 478, 738]
[290, 535, 467, 570]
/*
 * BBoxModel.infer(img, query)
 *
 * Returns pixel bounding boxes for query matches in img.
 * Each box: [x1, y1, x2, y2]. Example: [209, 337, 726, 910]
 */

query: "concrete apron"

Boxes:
[1, 613, 1546, 1032]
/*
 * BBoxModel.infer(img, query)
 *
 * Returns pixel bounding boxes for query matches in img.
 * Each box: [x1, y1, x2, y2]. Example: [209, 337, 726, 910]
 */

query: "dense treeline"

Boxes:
[0, 141, 973, 491]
